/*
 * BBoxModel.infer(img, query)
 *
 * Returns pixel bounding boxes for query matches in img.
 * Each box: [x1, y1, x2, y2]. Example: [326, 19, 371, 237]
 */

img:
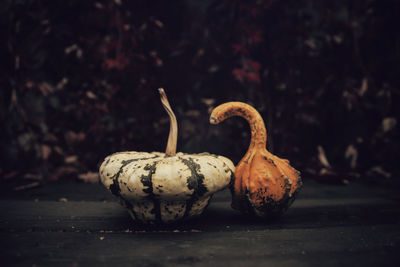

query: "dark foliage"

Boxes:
[1, 0, 399, 183]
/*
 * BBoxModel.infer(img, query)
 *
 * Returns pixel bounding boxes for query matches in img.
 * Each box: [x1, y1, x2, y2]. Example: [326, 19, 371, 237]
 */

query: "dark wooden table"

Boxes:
[1, 179, 399, 266]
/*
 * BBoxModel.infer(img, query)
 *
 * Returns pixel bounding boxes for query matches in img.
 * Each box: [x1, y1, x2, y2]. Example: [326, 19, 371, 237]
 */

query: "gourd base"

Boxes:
[119, 196, 212, 224]
[230, 185, 301, 218]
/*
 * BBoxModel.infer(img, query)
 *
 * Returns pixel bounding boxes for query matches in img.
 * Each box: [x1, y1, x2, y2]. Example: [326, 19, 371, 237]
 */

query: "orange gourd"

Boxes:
[210, 102, 302, 217]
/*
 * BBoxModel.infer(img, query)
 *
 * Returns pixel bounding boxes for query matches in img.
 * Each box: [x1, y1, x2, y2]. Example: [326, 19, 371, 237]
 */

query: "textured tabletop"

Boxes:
[1, 179, 399, 267]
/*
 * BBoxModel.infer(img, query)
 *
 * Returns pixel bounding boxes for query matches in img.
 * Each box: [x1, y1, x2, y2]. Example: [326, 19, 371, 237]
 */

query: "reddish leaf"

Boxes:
[232, 44, 248, 55]
[244, 60, 261, 72]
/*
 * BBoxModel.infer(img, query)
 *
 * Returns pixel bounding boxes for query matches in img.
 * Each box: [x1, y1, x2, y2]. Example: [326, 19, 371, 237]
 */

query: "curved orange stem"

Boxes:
[210, 102, 267, 149]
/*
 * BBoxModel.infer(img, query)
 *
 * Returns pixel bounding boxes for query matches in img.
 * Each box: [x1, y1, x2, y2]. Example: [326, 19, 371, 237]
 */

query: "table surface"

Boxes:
[1, 179, 399, 267]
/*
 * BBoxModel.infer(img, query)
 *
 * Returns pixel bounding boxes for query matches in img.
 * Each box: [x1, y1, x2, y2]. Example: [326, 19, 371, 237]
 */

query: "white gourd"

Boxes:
[99, 89, 234, 224]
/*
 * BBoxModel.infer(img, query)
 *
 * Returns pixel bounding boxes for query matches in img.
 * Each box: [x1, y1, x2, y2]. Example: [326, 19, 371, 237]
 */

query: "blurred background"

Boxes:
[1, 0, 399, 186]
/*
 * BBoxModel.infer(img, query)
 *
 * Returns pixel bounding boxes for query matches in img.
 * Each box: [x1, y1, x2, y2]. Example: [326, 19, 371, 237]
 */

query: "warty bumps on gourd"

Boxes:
[99, 89, 234, 224]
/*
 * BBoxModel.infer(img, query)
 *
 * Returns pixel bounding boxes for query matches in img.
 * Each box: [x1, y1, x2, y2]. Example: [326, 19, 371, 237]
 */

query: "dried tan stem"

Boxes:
[158, 88, 177, 156]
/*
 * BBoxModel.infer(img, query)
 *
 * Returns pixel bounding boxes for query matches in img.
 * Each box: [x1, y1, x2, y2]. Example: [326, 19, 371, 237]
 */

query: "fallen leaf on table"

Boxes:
[23, 173, 42, 180]
[65, 155, 78, 164]
[14, 182, 41, 191]
[41, 145, 52, 160]
[78, 172, 99, 183]
[59, 197, 68, 202]
[317, 145, 331, 168]
[367, 166, 391, 178]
